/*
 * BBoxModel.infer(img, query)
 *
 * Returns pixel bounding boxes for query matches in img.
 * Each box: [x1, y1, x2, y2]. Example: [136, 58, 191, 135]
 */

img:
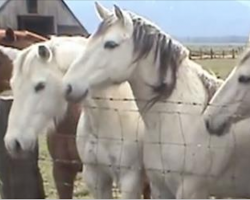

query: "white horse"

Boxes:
[63, 3, 250, 198]
[3, 37, 146, 198]
[204, 48, 250, 136]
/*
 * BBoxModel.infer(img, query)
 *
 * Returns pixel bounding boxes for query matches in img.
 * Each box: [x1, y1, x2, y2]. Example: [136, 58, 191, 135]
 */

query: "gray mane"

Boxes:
[130, 12, 189, 106]
[197, 69, 223, 102]
[96, 10, 189, 107]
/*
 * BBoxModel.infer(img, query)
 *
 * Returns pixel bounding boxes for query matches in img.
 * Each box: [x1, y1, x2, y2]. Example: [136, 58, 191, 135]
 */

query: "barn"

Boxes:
[0, 0, 89, 37]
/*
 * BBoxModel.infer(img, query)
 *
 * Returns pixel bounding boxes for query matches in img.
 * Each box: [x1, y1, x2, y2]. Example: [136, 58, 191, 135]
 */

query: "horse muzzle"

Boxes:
[205, 118, 230, 137]
[64, 83, 89, 103]
[4, 133, 35, 158]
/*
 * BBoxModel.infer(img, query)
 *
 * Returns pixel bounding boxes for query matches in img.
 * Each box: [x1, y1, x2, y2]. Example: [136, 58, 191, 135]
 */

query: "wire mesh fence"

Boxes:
[1, 96, 250, 198]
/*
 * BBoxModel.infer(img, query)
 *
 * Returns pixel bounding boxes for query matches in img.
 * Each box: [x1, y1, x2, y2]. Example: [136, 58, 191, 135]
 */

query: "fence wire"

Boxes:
[2, 97, 250, 199]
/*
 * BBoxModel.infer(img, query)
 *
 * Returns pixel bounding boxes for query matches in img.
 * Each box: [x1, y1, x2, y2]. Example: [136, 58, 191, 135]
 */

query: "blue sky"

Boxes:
[65, 1, 127, 32]
[239, 0, 250, 6]
[65, 0, 250, 37]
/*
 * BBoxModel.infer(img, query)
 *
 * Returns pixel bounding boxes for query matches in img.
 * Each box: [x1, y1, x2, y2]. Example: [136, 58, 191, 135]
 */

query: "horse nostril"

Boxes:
[66, 84, 72, 96]
[14, 139, 21, 153]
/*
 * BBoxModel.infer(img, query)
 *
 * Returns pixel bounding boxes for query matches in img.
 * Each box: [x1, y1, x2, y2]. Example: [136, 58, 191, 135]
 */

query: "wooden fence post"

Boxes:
[210, 48, 214, 59]
[0, 98, 45, 199]
[199, 48, 203, 59]
[232, 49, 235, 59]
[222, 50, 225, 59]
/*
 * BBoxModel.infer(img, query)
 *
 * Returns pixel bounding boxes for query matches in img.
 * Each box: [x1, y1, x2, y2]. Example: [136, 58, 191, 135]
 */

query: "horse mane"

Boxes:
[96, 11, 189, 107]
[131, 13, 190, 107]
[0, 45, 20, 61]
[191, 62, 223, 104]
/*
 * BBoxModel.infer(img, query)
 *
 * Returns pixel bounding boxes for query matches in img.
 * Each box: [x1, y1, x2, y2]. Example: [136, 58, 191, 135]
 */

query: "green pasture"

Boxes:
[197, 58, 236, 79]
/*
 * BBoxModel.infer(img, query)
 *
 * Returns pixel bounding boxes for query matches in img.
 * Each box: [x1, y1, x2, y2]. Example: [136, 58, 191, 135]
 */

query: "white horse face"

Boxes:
[63, 3, 135, 102]
[4, 45, 67, 157]
[204, 52, 250, 136]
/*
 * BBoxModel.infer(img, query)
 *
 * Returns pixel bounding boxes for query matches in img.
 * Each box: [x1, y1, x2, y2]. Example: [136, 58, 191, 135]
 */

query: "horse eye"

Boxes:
[34, 82, 45, 93]
[238, 75, 250, 84]
[104, 41, 119, 49]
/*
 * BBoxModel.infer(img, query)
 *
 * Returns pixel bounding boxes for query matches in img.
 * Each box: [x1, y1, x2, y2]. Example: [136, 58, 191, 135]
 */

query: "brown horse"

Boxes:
[0, 28, 82, 199]
[0, 28, 151, 199]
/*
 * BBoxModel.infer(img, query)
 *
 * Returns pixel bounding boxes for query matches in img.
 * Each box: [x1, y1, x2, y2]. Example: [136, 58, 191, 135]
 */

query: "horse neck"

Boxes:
[82, 83, 139, 137]
[0, 47, 19, 93]
[52, 43, 84, 134]
[55, 102, 81, 135]
[129, 57, 207, 127]
[84, 83, 135, 113]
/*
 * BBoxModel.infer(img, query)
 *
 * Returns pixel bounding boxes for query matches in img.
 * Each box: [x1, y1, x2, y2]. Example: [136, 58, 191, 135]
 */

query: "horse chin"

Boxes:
[8, 149, 35, 160]
[205, 119, 231, 137]
[5, 142, 36, 159]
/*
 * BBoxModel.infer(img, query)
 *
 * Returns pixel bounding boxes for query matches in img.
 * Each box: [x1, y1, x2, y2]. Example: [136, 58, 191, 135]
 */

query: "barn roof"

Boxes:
[60, 0, 89, 35]
[0, 0, 8, 11]
[0, 0, 6, 6]
[0, 0, 89, 35]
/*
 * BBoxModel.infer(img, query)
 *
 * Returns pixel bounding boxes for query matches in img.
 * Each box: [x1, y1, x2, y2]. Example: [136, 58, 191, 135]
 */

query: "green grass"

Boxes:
[38, 57, 237, 199]
[197, 58, 237, 79]
[39, 137, 91, 199]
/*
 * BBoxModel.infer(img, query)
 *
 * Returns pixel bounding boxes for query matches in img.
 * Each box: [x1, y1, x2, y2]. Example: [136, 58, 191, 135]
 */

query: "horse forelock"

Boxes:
[95, 16, 116, 36]
[11, 45, 35, 82]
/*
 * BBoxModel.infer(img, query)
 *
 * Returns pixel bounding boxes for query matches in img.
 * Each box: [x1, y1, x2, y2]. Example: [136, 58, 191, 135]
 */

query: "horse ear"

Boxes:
[95, 2, 111, 20]
[37, 45, 52, 61]
[5, 28, 16, 42]
[113, 5, 133, 30]
[113, 5, 124, 22]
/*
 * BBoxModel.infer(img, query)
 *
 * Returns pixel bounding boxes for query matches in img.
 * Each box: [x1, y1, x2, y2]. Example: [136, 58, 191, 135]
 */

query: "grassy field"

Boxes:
[39, 57, 238, 199]
[197, 58, 237, 79]
[39, 137, 91, 199]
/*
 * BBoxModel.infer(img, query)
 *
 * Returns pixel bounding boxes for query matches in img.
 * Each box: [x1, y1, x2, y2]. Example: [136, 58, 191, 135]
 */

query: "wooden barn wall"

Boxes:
[0, 0, 81, 33]
[57, 25, 87, 36]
